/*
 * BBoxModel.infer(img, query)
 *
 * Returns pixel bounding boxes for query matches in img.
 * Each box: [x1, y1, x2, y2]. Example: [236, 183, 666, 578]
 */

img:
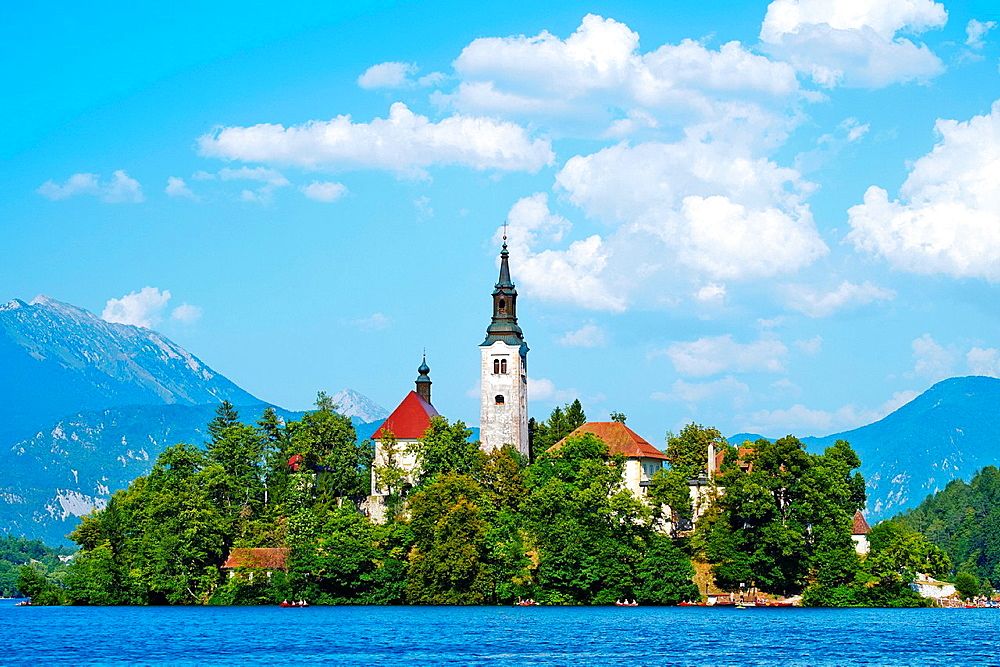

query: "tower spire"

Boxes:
[482, 232, 523, 345]
[415, 352, 432, 404]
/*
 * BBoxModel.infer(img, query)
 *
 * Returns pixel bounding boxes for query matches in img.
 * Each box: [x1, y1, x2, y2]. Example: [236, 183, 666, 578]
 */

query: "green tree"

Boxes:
[609, 411, 627, 423]
[636, 535, 699, 604]
[665, 423, 725, 479]
[411, 416, 480, 484]
[953, 571, 981, 600]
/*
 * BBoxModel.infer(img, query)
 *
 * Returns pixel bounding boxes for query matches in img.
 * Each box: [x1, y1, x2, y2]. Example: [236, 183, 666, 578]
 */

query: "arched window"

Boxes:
[495, 394, 505, 404]
[498, 298, 506, 313]
[500, 358, 508, 374]
[493, 359, 500, 374]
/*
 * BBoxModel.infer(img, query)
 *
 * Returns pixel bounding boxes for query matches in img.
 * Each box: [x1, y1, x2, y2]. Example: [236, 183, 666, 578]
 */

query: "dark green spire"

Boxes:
[415, 352, 432, 404]
[481, 238, 527, 352]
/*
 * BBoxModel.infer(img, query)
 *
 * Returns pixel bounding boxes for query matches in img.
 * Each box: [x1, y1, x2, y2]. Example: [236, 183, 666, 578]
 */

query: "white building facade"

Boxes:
[479, 240, 529, 457]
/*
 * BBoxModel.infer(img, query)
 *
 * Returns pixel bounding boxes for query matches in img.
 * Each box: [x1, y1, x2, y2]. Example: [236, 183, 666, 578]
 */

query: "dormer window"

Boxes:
[495, 394, 505, 404]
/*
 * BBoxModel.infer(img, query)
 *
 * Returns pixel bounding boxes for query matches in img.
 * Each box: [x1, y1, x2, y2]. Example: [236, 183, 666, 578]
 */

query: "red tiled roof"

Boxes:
[549, 422, 668, 460]
[852, 510, 871, 535]
[222, 548, 290, 570]
[372, 390, 439, 440]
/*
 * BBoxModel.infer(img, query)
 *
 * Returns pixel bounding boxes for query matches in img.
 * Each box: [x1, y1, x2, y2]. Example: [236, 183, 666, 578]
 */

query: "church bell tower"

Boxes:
[480, 237, 529, 456]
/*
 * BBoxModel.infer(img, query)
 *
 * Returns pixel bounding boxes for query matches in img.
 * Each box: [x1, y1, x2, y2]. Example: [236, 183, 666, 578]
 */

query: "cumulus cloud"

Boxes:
[694, 283, 727, 304]
[909, 333, 956, 381]
[357, 61, 445, 89]
[199, 102, 553, 177]
[301, 181, 347, 203]
[38, 170, 144, 203]
[552, 139, 827, 292]
[170, 303, 203, 324]
[759, 0, 947, 88]
[440, 14, 802, 144]
[966, 19, 996, 49]
[558, 323, 607, 348]
[847, 101, 1000, 280]
[358, 61, 418, 89]
[528, 377, 579, 403]
[500, 193, 624, 312]
[165, 176, 197, 200]
[658, 376, 750, 405]
[744, 389, 920, 435]
[794, 335, 823, 354]
[968, 347, 1000, 377]
[661, 335, 788, 377]
[784, 280, 895, 317]
[102, 287, 172, 328]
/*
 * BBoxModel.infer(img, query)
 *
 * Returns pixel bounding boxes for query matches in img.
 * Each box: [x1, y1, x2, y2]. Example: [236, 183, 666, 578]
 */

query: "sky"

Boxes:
[3, 0, 1000, 442]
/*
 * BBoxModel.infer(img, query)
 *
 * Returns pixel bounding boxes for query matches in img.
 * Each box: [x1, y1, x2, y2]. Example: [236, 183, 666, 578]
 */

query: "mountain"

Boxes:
[0, 295, 387, 545]
[729, 377, 1000, 521]
[0, 296, 260, 443]
[330, 388, 389, 423]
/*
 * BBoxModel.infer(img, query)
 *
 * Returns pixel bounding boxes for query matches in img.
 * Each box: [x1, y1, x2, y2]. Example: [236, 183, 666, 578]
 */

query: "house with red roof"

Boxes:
[369, 356, 439, 506]
[851, 510, 871, 556]
[221, 547, 290, 582]
[550, 421, 668, 499]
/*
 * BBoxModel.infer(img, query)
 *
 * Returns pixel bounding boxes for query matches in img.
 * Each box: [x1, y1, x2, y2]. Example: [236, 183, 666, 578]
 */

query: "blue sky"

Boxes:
[3, 0, 1000, 442]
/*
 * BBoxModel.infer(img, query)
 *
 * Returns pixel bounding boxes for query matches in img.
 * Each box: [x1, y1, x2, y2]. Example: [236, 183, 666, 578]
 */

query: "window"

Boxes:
[495, 394, 505, 404]
[493, 358, 508, 374]
[493, 359, 500, 374]
[500, 358, 507, 374]
[498, 298, 506, 313]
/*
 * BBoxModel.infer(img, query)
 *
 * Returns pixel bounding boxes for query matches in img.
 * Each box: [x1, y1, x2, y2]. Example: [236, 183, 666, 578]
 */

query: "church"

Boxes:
[368, 237, 529, 512]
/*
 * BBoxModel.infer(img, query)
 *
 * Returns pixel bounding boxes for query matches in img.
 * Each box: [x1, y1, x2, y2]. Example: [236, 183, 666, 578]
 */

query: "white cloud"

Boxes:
[353, 312, 391, 331]
[357, 62, 445, 90]
[967, 347, 1000, 377]
[170, 303, 203, 324]
[199, 102, 553, 177]
[358, 61, 418, 89]
[38, 170, 144, 203]
[785, 280, 895, 317]
[759, 0, 947, 88]
[102, 287, 172, 328]
[500, 194, 624, 312]
[555, 139, 827, 288]
[847, 101, 1000, 280]
[661, 376, 750, 404]
[909, 333, 956, 380]
[966, 19, 996, 49]
[558, 323, 607, 348]
[661, 335, 788, 377]
[441, 14, 802, 145]
[528, 376, 578, 403]
[301, 181, 347, 203]
[694, 283, 727, 304]
[414, 195, 433, 219]
[744, 389, 919, 435]
[165, 176, 197, 200]
[794, 335, 823, 354]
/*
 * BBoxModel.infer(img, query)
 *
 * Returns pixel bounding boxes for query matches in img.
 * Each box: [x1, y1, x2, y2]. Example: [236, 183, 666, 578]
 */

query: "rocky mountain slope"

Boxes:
[0, 296, 387, 545]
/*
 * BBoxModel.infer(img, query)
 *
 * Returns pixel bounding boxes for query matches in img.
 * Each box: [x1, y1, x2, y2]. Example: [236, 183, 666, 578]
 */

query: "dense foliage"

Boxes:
[0, 535, 72, 597]
[37, 400, 698, 606]
[23, 400, 957, 608]
[896, 466, 1000, 596]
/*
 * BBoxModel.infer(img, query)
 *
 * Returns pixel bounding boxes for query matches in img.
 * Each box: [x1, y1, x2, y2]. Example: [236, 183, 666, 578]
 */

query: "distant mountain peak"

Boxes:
[330, 388, 388, 423]
[0, 299, 26, 312]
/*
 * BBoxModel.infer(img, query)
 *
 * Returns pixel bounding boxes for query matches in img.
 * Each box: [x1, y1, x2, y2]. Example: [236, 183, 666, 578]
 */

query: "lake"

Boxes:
[2, 602, 999, 665]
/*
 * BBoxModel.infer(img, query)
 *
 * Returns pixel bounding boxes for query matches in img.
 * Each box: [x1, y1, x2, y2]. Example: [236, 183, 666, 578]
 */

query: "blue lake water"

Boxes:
[2, 601, 999, 666]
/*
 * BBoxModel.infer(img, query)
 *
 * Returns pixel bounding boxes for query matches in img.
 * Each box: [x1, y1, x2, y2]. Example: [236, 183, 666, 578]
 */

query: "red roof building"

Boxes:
[852, 510, 871, 536]
[372, 390, 439, 441]
[222, 548, 290, 570]
[549, 421, 668, 460]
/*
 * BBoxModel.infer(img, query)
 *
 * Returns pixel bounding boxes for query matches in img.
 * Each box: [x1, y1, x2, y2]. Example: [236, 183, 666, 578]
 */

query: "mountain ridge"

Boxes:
[727, 376, 1000, 520]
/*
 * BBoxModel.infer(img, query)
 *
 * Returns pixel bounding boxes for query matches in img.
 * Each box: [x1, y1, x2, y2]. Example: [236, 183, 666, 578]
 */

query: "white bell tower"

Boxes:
[480, 238, 529, 456]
